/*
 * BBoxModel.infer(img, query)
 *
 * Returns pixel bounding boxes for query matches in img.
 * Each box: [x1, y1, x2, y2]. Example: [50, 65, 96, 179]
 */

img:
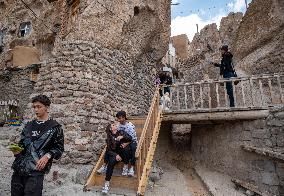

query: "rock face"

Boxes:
[62, 0, 171, 60]
[180, 0, 284, 79]
[0, 0, 60, 68]
[233, 0, 284, 75]
[180, 12, 243, 82]
[171, 34, 189, 60]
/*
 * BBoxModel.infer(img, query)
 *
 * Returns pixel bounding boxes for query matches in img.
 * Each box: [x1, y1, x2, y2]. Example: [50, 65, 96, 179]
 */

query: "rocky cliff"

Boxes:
[234, 0, 284, 75]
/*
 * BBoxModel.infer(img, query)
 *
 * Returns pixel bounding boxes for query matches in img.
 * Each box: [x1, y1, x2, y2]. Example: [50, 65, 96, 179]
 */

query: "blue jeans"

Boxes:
[223, 72, 235, 107]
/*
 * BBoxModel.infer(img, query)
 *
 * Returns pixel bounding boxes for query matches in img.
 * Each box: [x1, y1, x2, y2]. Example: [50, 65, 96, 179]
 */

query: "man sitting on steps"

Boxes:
[116, 111, 138, 177]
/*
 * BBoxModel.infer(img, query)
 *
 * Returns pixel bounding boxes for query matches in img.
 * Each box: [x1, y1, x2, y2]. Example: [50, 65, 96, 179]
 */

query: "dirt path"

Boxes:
[147, 161, 192, 196]
[146, 123, 211, 196]
[180, 166, 212, 196]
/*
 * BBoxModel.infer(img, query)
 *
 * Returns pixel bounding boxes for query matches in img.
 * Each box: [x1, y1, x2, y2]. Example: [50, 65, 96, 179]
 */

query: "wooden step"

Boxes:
[92, 186, 136, 196]
[92, 172, 138, 191]
[85, 116, 147, 194]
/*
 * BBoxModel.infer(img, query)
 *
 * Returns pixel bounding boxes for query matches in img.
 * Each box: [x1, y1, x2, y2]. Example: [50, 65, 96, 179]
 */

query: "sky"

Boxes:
[171, 0, 253, 41]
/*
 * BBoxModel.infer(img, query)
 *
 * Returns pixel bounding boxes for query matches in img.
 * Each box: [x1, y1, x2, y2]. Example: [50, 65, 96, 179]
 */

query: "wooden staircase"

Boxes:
[84, 87, 162, 195]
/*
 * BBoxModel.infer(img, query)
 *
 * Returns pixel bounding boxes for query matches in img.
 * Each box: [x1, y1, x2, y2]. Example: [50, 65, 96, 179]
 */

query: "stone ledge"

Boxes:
[232, 178, 273, 196]
[241, 145, 284, 161]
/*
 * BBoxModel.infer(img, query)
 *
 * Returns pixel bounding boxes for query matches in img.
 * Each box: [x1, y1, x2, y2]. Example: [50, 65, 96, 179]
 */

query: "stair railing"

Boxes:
[135, 87, 162, 195]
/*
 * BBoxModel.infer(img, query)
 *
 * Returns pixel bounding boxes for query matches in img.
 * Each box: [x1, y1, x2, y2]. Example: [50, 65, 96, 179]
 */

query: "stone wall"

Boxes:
[0, 68, 35, 122]
[23, 40, 157, 164]
[190, 107, 284, 195]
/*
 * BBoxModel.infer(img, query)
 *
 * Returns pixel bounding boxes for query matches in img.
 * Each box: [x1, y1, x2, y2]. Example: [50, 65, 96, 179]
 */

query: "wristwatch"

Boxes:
[45, 153, 52, 159]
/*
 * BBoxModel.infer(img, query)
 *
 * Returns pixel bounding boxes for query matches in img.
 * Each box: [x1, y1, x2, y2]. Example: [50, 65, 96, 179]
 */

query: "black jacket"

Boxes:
[214, 52, 234, 75]
[12, 119, 64, 175]
[106, 130, 132, 157]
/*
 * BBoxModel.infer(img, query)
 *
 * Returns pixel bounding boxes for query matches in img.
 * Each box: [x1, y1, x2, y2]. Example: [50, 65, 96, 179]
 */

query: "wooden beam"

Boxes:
[258, 79, 264, 106]
[137, 110, 162, 196]
[249, 78, 255, 107]
[216, 83, 220, 108]
[241, 81, 246, 107]
[84, 146, 106, 190]
[184, 85, 188, 110]
[162, 109, 269, 123]
[192, 85, 196, 109]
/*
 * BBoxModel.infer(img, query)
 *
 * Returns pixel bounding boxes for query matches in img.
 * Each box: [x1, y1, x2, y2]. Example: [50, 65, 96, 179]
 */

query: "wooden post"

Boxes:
[268, 79, 273, 104]
[192, 85, 196, 109]
[249, 78, 255, 107]
[184, 85, 188, 110]
[177, 86, 180, 110]
[200, 83, 203, 108]
[224, 81, 228, 108]
[258, 79, 264, 106]
[277, 75, 284, 103]
[208, 83, 212, 109]
[170, 87, 173, 109]
[241, 80, 246, 107]
[137, 156, 141, 180]
[232, 80, 237, 107]
[143, 140, 146, 163]
[216, 83, 220, 108]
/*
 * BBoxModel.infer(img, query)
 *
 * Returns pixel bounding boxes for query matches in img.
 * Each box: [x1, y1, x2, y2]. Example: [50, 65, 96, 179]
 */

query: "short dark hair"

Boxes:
[32, 95, 51, 107]
[116, 111, 127, 119]
[220, 45, 229, 52]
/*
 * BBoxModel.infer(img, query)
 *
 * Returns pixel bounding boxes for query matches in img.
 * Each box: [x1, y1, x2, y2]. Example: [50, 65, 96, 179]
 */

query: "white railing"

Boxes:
[160, 73, 284, 111]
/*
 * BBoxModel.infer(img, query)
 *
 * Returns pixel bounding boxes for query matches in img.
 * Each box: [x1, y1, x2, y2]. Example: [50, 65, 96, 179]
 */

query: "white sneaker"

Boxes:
[128, 167, 135, 177]
[122, 164, 128, 176]
[97, 165, 107, 174]
[102, 181, 110, 194]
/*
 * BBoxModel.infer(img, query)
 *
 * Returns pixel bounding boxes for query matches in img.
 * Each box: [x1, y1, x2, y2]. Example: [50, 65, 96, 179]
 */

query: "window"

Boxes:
[0, 28, 5, 53]
[30, 65, 40, 82]
[19, 22, 31, 37]
[134, 6, 140, 16]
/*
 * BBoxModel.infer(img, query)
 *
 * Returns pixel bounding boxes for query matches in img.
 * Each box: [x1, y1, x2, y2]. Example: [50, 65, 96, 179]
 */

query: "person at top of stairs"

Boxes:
[116, 111, 137, 177]
[101, 123, 132, 194]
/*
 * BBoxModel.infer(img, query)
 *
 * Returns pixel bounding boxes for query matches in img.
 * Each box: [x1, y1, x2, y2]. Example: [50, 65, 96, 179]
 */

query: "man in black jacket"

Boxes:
[214, 45, 235, 107]
[11, 95, 64, 196]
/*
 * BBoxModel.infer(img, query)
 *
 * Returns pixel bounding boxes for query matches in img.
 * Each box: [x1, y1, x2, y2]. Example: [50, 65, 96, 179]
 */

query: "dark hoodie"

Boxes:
[214, 52, 234, 76]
